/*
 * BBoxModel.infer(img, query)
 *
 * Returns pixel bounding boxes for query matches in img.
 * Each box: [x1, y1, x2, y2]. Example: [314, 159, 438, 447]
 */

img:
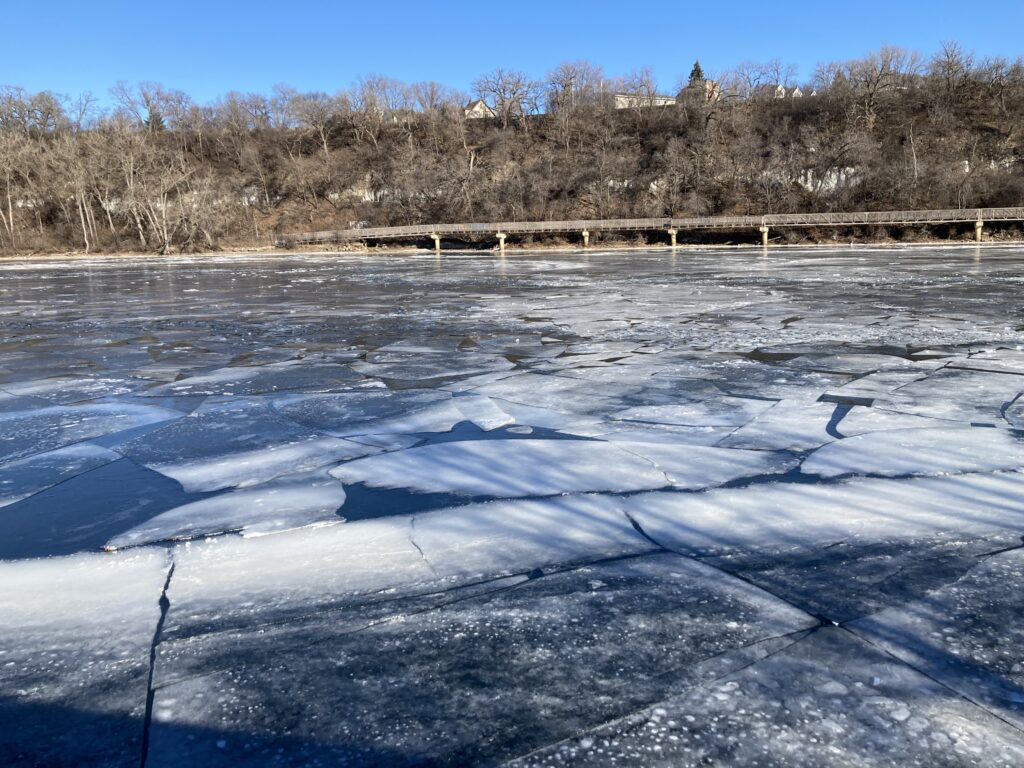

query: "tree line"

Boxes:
[1, 43, 1022, 253]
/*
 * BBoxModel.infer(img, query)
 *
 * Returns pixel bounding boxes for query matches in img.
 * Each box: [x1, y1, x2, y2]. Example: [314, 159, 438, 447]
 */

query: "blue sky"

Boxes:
[4, 0, 1023, 103]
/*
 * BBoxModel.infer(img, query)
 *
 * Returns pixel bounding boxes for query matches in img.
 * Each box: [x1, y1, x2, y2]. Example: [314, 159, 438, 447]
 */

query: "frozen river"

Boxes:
[2, 246, 1024, 766]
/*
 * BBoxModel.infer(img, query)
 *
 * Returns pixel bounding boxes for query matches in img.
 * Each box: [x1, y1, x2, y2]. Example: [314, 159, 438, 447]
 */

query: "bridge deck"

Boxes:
[276, 207, 1024, 246]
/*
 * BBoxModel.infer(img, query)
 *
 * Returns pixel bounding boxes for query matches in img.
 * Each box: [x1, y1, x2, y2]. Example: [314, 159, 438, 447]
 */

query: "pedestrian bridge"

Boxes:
[275, 206, 1024, 250]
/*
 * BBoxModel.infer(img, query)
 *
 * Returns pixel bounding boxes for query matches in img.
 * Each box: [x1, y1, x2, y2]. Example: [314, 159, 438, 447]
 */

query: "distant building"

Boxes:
[613, 93, 676, 109]
[679, 79, 722, 104]
[750, 84, 804, 100]
[703, 79, 722, 102]
[463, 99, 496, 119]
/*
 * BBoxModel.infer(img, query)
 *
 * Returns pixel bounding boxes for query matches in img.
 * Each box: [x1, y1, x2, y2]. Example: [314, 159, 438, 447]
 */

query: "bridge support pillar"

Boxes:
[431, 234, 441, 254]
[975, 220, 984, 242]
[759, 225, 770, 247]
[667, 228, 677, 247]
[582, 230, 590, 248]
[496, 232, 506, 254]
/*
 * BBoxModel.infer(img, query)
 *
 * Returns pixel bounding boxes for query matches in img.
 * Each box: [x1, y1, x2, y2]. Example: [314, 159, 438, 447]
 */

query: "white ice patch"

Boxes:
[331, 438, 670, 497]
[837, 407, 961, 435]
[0, 549, 167, 629]
[0, 443, 121, 507]
[276, 392, 465, 436]
[1, 375, 139, 403]
[617, 442, 798, 489]
[165, 517, 436, 630]
[412, 495, 654, 580]
[0, 549, 168, 716]
[331, 438, 785, 497]
[348, 400, 466, 435]
[625, 471, 1024, 556]
[453, 395, 515, 431]
[612, 398, 776, 428]
[874, 368, 1022, 424]
[488, 398, 600, 431]
[106, 471, 347, 549]
[801, 427, 1024, 478]
[1009, 398, 1023, 429]
[0, 402, 183, 463]
[574, 423, 737, 447]
[147, 366, 263, 396]
[153, 436, 378, 492]
[471, 372, 636, 416]
[718, 400, 838, 451]
[166, 493, 654, 632]
[955, 348, 1024, 375]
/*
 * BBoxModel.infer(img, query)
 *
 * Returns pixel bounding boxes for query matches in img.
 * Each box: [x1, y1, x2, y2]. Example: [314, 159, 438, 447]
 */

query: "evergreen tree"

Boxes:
[688, 60, 706, 88]
[144, 104, 166, 133]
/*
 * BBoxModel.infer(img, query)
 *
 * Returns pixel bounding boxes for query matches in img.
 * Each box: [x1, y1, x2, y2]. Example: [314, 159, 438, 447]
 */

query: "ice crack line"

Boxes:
[408, 516, 437, 576]
[140, 557, 175, 768]
[621, 507, 834, 627]
[841, 625, 1024, 739]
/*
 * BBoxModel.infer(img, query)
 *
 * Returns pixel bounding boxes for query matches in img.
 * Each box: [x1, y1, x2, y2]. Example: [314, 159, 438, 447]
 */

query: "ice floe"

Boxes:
[106, 470, 347, 548]
[331, 438, 669, 496]
[0, 402, 182, 463]
[624, 471, 1024, 556]
[0, 549, 169, 766]
[0, 443, 120, 507]
[802, 426, 1024, 478]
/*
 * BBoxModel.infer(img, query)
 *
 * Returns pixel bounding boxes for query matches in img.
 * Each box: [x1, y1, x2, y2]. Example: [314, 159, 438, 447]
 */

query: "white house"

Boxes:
[464, 99, 496, 119]
[613, 93, 677, 109]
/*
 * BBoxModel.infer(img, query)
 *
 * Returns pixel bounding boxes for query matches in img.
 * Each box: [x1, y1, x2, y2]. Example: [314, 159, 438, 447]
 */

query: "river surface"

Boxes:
[2, 246, 1024, 767]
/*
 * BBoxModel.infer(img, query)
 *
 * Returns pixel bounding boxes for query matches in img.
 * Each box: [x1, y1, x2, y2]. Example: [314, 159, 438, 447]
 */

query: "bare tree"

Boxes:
[472, 68, 542, 129]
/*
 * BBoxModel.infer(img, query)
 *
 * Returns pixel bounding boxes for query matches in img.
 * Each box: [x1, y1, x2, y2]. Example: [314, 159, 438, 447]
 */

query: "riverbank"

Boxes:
[2, 233, 1024, 263]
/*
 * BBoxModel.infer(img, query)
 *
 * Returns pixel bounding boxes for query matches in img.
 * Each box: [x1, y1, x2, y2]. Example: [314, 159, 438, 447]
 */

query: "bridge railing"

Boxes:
[275, 207, 1024, 245]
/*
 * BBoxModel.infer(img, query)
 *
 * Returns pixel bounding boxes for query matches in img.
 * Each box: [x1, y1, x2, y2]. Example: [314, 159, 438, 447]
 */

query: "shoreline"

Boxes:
[1, 237, 1022, 263]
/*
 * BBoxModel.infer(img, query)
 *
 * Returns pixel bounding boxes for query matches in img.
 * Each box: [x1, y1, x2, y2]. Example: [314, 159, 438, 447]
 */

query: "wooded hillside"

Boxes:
[1, 45, 1022, 253]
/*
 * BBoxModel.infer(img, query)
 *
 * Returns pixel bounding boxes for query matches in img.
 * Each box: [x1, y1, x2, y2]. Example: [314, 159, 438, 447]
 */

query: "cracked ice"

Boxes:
[2, 246, 1024, 767]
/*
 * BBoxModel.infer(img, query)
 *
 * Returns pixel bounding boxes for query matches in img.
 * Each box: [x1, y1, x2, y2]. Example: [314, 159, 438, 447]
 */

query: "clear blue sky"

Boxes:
[4, 0, 1023, 103]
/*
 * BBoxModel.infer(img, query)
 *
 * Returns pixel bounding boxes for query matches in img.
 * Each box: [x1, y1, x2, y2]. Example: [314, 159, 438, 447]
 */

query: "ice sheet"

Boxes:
[851, 548, 1024, 729]
[718, 400, 838, 450]
[626, 471, 1024, 556]
[0, 402, 182, 463]
[802, 426, 1024, 478]
[0, 549, 169, 766]
[4, 247, 1024, 763]
[612, 397, 776, 427]
[330, 438, 672, 496]
[0, 443, 120, 507]
[146, 553, 815, 767]
[151, 436, 376, 492]
[275, 390, 464, 435]
[118, 398, 379, 491]
[617, 441, 798, 489]
[510, 627, 1024, 767]
[106, 470, 347, 548]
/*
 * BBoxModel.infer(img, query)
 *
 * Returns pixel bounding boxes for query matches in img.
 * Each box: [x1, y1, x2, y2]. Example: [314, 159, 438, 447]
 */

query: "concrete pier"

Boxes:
[431, 234, 441, 254]
[582, 230, 590, 248]
[667, 228, 677, 247]
[496, 232, 506, 254]
[759, 225, 770, 247]
[975, 220, 984, 242]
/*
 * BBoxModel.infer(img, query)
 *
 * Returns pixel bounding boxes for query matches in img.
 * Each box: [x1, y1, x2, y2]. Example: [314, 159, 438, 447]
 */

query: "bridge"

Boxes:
[275, 207, 1024, 251]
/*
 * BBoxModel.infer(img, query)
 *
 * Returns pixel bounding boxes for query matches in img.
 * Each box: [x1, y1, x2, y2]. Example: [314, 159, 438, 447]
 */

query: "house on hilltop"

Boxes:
[750, 84, 804, 100]
[464, 99, 496, 119]
[613, 93, 676, 109]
